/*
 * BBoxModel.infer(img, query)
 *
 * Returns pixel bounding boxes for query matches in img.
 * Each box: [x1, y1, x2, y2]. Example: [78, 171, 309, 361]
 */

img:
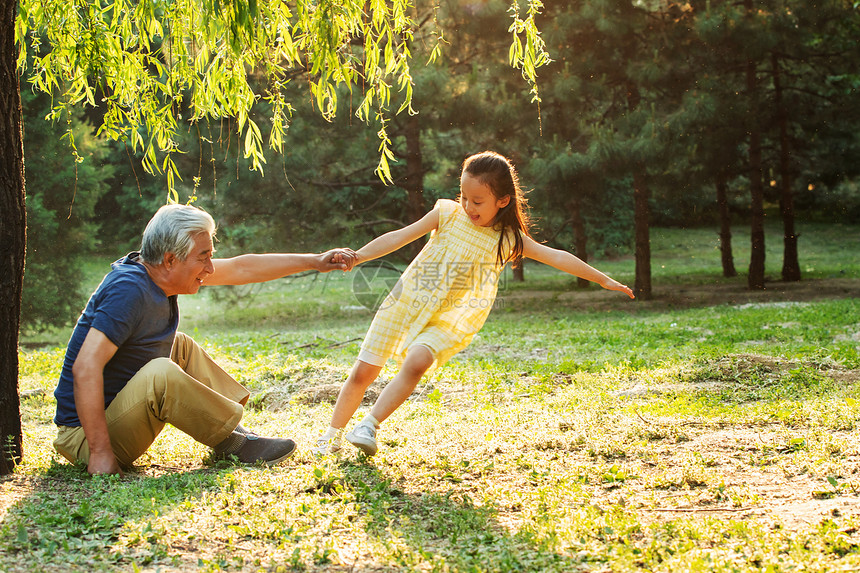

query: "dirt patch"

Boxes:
[610, 353, 860, 400]
[584, 424, 860, 531]
[0, 476, 39, 523]
[501, 276, 860, 312]
[588, 353, 860, 531]
[613, 379, 727, 399]
[259, 377, 390, 410]
[713, 353, 860, 389]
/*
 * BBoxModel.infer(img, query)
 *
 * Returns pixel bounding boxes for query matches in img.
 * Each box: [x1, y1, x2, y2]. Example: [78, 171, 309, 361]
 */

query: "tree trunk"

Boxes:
[401, 113, 426, 258]
[568, 194, 590, 289]
[715, 172, 737, 278]
[633, 168, 652, 300]
[626, 82, 651, 300]
[0, 0, 25, 475]
[512, 260, 524, 282]
[745, 43, 766, 290]
[772, 52, 800, 282]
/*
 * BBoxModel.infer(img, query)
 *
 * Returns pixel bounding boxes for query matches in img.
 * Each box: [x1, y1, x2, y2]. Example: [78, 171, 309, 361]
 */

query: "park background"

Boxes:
[17, 0, 860, 331]
[5, 0, 860, 571]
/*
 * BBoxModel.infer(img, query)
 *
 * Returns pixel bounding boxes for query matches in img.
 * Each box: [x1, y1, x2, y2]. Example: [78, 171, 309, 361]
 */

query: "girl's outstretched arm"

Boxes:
[355, 207, 440, 264]
[522, 236, 635, 299]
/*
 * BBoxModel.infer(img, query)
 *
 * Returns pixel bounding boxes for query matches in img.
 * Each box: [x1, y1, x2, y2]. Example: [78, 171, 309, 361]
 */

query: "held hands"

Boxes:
[319, 248, 358, 272]
[332, 248, 358, 271]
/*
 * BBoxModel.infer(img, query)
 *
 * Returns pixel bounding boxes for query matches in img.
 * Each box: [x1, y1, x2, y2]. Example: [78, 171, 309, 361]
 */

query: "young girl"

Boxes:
[314, 150, 634, 456]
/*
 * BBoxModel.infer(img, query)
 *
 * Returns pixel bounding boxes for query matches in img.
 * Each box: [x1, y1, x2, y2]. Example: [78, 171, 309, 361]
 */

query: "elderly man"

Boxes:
[53, 204, 353, 475]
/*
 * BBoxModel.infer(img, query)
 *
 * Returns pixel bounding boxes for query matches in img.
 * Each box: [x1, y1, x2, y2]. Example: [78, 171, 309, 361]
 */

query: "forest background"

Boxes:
[19, 0, 860, 335]
[4, 1, 860, 569]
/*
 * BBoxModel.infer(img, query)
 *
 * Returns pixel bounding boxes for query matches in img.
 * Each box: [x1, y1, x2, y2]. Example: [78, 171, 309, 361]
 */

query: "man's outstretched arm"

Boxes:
[207, 249, 356, 286]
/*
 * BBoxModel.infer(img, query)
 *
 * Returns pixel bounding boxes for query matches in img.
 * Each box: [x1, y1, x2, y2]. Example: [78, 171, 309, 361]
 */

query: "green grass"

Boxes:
[4, 224, 860, 572]
[648, 220, 860, 282]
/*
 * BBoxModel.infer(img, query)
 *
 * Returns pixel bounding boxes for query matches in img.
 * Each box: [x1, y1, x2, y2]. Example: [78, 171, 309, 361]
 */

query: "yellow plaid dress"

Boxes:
[358, 199, 512, 368]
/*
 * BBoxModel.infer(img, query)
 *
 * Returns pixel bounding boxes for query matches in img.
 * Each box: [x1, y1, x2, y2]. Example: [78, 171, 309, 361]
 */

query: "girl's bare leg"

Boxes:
[330, 360, 383, 429]
[369, 345, 434, 423]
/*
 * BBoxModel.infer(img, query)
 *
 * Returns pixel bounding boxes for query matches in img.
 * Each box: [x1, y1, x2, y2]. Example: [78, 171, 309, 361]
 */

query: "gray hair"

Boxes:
[140, 204, 216, 265]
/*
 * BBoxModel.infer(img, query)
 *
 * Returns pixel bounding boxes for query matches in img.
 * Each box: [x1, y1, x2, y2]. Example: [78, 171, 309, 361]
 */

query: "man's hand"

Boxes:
[321, 248, 358, 272]
[88, 449, 123, 476]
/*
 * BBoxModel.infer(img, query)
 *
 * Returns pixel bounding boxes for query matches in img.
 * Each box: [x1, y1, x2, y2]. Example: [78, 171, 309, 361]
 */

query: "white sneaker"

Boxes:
[310, 433, 342, 457]
[346, 423, 378, 456]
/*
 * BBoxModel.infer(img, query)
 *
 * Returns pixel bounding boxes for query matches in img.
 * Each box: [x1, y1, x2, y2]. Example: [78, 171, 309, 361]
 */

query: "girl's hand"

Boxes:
[603, 278, 635, 299]
[330, 248, 358, 271]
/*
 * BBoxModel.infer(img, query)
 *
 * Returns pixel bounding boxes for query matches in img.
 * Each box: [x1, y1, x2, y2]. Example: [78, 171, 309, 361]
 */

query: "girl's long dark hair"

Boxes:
[461, 151, 531, 267]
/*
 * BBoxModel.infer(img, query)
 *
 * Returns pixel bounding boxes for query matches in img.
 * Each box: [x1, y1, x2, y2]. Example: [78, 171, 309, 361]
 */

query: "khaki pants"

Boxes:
[54, 332, 250, 467]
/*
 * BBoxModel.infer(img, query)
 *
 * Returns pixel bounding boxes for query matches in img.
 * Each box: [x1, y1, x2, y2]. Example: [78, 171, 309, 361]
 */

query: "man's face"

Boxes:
[163, 232, 215, 296]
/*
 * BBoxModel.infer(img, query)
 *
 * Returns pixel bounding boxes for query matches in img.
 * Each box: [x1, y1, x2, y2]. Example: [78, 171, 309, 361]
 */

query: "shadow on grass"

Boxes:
[321, 460, 595, 572]
[3, 457, 595, 572]
[0, 459, 244, 572]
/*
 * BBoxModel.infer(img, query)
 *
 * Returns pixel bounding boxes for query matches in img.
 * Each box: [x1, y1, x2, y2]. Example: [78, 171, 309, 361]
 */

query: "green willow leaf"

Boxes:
[16, 0, 547, 192]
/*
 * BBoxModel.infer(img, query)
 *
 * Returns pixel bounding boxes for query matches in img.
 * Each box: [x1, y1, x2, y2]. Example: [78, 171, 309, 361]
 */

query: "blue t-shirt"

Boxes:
[53, 252, 179, 426]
